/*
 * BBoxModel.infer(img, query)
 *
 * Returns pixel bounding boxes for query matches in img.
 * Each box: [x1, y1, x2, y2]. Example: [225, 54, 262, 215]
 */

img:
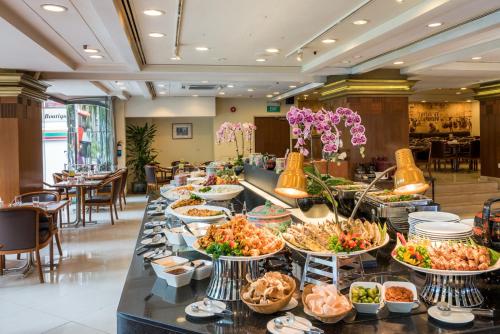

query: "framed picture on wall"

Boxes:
[172, 123, 193, 139]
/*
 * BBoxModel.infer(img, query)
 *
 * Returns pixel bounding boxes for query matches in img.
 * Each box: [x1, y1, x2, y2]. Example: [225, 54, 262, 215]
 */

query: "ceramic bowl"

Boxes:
[383, 281, 418, 313]
[165, 227, 185, 245]
[163, 265, 195, 287]
[151, 256, 189, 280]
[349, 282, 384, 314]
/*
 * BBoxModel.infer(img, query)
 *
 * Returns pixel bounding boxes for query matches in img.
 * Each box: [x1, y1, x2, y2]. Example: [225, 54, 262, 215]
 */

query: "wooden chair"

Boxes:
[52, 173, 74, 226]
[412, 142, 432, 178]
[118, 168, 128, 211]
[430, 140, 453, 171]
[145, 165, 170, 194]
[0, 207, 54, 283]
[82, 174, 122, 226]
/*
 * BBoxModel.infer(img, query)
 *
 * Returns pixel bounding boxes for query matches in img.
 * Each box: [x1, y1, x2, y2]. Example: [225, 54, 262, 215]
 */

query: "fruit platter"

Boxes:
[281, 218, 389, 257]
[392, 233, 500, 276]
[191, 184, 244, 201]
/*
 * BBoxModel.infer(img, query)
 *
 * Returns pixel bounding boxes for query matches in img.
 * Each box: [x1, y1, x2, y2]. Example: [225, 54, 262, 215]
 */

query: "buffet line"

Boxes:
[129, 160, 499, 333]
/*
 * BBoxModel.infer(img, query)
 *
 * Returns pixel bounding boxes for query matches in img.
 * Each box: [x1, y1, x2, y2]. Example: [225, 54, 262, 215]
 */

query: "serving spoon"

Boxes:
[273, 318, 321, 334]
[437, 302, 494, 318]
[285, 312, 324, 334]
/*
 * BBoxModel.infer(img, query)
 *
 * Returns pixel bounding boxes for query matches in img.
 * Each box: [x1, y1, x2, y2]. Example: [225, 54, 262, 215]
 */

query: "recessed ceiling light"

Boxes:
[201, 80, 208, 84]
[266, 48, 280, 53]
[247, 88, 254, 92]
[460, 87, 467, 90]
[471, 56, 482, 60]
[227, 84, 234, 88]
[303, 94, 309, 97]
[83, 48, 98, 53]
[89, 55, 103, 59]
[456, 92, 461, 95]
[466, 100, 472, 102]
[196, 46, 209, 51]
[143, 9, 164, 16]
[289, 85, 297, 88]
[313, 91, 319, 94]
[444, 100, 448, 102]
[119, 87, 127, 90]
[427, 22, 442, 28]
[170, 56, 181, 60]
[353, 19, 368, 25]
[266, 94, 273, 98]
[393, 61, 404, 65]
[396, 0, 404, 3]
[273, 91, 280, 95]
[322, 38, 337, 44]
[256, 58, 267, 62]
[219, 91, 225, 95]
[116, 81, 124, 86]
[158, 84, 165, 88]
[192, 94, 199, 97]
[41, 4, 67, 12]
[149, 32, 165, 38]
[159, 91, 166, 95]
[421, 100, 426, 103]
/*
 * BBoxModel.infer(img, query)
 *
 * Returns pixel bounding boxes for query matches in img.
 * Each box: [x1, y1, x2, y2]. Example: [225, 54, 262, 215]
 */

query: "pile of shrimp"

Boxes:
[198, 215, 284, 256]
[428, 243, 490, 271]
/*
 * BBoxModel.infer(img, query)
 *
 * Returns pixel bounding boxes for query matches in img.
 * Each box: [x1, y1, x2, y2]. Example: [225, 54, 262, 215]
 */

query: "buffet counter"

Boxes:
[117, 184, 500, 334]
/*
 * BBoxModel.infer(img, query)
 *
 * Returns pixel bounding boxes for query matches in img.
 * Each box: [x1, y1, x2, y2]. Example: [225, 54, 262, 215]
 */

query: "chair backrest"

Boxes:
[19, 191, 60, 203]
[119, 168, 128, 193]
[111, 174, 123, 202]
[430, 141, 446, 158]
[0, 207, 41, 252]
[470, 140, 480, 158]
[144, 165, 158, 184]
[53, 173, 63, 183]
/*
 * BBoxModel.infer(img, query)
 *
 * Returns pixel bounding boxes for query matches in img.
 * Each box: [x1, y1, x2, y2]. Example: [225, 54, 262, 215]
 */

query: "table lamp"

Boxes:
[349, 148, 429, 220]
[275, 152, 339, 223]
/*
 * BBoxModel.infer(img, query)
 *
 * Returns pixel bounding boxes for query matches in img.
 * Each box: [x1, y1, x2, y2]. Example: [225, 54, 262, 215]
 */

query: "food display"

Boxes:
[242, 272, 293, 304]
[170, 196, 204, 209]
[282, 219, 387, 254]
[162, 185, 196, 201]
[192, 184, 244, 201]
[302, 284, 351, 323]
[368, 190, 419, 203]
[197, 215, 284, 259]
[167, 204, 229, 223]
[186, 208, 223, 217]
[351, 285, 381, 304]
[385, 286, 413, 302]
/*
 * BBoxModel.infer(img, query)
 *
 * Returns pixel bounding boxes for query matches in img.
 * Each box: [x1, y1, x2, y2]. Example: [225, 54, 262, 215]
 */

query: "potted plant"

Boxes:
[126, 123, 158, 193]
[216, 122, 256, 175]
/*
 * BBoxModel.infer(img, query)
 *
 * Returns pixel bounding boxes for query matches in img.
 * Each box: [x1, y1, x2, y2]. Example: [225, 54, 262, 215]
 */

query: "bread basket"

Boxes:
[301, 284, 353, 323]
[240, 275, 296, 314]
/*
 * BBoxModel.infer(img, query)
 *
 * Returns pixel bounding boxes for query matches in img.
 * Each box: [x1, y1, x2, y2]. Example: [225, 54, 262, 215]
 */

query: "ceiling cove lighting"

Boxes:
[393, 61, 404, 65]
[289, 85, 297, 89]
[427, 22, 442, 28]
[471, 56, 482, 60]
[353, 19, 368, 25]
[143, 9, 165, 16]
[83, 48, 98, 53]
[322, 39, 336, 44]
[195, 46, 209, 51]
[256, 58, 267, 62]
[41, 4, 67, 12]
[266, 48, 280, 53]
[148, 32, 165, 38]
[89, 55, 103, 59]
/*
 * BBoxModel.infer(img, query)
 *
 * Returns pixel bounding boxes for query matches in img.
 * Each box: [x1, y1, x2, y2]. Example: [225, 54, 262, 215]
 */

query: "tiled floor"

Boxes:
[0, 195, 147, 334]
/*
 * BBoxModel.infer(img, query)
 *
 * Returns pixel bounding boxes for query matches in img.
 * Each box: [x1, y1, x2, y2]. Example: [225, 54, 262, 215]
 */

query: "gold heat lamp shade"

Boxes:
[393, 148, 429, 195]
[274, 152, 308, 198]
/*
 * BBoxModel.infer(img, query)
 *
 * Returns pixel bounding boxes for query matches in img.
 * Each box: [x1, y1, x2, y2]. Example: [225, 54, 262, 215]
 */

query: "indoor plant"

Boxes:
[216, 121, 257, 174]
[126, 123, 158, 193]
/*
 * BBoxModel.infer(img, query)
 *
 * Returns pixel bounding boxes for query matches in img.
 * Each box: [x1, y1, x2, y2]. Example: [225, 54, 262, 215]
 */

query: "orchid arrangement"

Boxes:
[287, 106, 366, 161]
[216, 121, 257, 161]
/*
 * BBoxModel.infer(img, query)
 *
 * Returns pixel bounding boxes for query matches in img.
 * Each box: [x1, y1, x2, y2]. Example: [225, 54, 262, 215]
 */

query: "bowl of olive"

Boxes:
[349, 282, 384, 314]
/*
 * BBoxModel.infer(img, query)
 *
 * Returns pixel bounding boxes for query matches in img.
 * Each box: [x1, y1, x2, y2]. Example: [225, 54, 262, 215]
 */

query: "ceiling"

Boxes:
[0, 0, 499, 101]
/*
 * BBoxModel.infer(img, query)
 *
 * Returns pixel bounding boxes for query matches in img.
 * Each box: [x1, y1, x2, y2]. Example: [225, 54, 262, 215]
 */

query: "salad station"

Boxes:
[117, 108, 500, 334]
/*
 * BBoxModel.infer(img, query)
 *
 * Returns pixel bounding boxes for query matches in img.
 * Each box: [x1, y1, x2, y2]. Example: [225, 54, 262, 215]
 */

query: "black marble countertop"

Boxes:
[117, 187, 500, 334]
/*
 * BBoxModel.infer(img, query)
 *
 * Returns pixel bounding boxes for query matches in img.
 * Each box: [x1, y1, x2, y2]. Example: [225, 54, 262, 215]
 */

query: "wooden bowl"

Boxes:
[301, 284, 353, 323]
[240, 275, 296, 314]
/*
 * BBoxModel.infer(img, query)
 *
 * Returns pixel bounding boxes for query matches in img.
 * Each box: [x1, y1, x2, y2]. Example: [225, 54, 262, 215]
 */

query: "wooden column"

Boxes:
[474, 82, 500, 178]
[299, 69, 415, 178]
[0, 72, 48, 202]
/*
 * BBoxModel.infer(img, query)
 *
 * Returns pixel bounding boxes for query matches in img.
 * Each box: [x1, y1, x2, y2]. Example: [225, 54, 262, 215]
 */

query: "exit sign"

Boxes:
[267, 103, 280, 113]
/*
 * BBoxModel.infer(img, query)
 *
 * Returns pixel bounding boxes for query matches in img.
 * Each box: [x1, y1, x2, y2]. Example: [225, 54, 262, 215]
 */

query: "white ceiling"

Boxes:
[0, 0, 499, 101]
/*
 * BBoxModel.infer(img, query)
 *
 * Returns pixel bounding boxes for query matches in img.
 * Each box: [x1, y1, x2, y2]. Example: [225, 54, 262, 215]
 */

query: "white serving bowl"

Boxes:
[163, 265, 195, 287]
[192, 260, 213, 280]
[383, 281, 418, 313]
[191, 185, 244, 201]
[151, 256, 189, 280]
[349, 282, 384, 314]
[165, 227, 186, 245]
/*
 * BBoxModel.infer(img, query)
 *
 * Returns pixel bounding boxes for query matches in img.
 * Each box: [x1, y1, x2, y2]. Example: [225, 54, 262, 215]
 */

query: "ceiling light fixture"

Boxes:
[313, 91, 319, 94]
[296, 49, 303, 62]
[303, 94, 309, 97]
[471, 56, 482, 60]
[266, 94, 273, 98]
[427, 22, 442, 28]
[256, 58, 267, 62]
[466, 100, 472, 102]
[266, 48, 280, 53]
[116, 81, 124, 86]
[192, 94, 199, 97]
[170, 56, 181, 60]
[353, 19, 368, 25]
[89, 55, 103, 59]
[158, 84, 165, 88]
[460, 87, 467, 90]
[396, 0, 404, 3]
[273, 91, 280, 95]
[289, 85, 297, 89]
[227, 84, 234, 88]
[201, 80, 208, 84]
[148, 32, 165, 38]
[195, 46, 209, 51]
[83, 47, 98, 53]
[159, 91, 166, 95]
[456, 92, 461, 95]
[322, 38, 337, 44]
[143, 9, 165, 16]
[219, 91, 225, 95]
[41, 4, 67, 12]
[247, 88, 254, 92]
[421, 100, 426, 103]
[393, 61, 404, 65]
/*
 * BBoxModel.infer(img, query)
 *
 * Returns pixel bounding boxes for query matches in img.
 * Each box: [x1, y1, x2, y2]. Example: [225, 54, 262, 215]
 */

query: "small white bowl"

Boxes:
[151, 256, 189, 280]
[163, 265, 195, 287]
[349, 282, 384, 314]
[192, 260, 213, 280]
[165, 227, 186, 245]
[383, 281, 418, 313]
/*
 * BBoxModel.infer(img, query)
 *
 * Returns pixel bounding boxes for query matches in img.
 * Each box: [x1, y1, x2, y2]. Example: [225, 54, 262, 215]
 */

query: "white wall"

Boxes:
[125, 96, 215, 117]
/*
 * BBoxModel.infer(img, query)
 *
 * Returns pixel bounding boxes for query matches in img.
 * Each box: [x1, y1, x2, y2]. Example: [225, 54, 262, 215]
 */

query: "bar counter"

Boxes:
[117, 182, 500, 334]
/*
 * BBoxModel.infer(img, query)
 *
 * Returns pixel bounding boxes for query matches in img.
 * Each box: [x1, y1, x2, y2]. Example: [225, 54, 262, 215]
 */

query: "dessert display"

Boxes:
[282, 218, 387, 254]
[197, 215, 284, 259]
[302, 284, 352, 323]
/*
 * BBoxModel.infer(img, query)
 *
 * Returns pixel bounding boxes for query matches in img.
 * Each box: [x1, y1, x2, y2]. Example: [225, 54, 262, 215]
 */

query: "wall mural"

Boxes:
[408, 102, 472, 134]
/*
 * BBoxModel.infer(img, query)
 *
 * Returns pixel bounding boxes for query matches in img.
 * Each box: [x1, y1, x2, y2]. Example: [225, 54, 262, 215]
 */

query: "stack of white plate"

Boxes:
[414, 221, 473, 242]
[408, 211, 460, 235]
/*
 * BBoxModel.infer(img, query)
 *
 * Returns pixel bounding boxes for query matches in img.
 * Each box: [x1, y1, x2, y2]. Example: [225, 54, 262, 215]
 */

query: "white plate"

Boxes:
[415, 222, 472, 235]
[266, 316, 312, 334]
[409, 212, 460, 222]
[192, 239, 284, 261]
[161, 186, 195, 201]
[428, 305, 474, 324]
[280, 297, 298, 311]
[460, 218, 475, 227]
[282, 234, 390, 257]
[191, 185, 244, 201]
[167, 205, 230, 223]
[141, 236, 167, 246]
[185, 300, 227, 318]
[167, 198, 207, 212]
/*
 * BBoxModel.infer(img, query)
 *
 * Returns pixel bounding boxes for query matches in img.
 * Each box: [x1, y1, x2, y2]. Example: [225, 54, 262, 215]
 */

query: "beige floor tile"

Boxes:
[43, 322, 107, 334]
[75, 304, 118, 334]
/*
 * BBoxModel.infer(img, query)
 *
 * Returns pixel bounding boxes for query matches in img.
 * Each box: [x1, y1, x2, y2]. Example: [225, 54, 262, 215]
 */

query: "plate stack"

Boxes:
[414, 221, 473, 243]
[408, 211, 460, 235]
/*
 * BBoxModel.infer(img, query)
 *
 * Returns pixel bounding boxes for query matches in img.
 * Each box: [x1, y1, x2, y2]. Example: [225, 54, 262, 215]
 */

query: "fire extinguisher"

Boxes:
[117, 141, 123, 158]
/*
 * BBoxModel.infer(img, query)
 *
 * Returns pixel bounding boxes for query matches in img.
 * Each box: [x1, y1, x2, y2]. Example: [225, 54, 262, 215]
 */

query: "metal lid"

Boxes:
[247, 201, 290, 219]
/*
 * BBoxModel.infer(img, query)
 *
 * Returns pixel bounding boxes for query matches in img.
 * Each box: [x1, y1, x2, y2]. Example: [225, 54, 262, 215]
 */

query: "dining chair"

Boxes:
[82, 174, 122, 226]
[430, 140, 453, 171]
[118, 168, 128, 210]
[145, 165, 170, 194]
[17, 191, 63, 258]
[0, 207, 54, 283]
[52, 173, 75, 226]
